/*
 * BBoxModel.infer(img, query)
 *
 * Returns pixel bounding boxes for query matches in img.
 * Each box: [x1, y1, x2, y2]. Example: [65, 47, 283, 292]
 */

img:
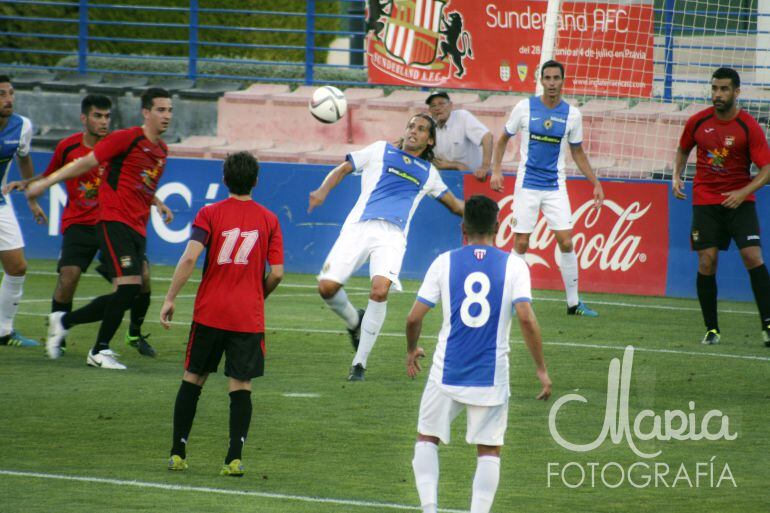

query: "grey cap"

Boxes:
[425, 91, 450, 104]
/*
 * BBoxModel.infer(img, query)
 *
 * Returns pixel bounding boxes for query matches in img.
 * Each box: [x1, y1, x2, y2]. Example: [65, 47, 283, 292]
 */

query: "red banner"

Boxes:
[463, 176, 669, 295]
[366, 0, 654, 98]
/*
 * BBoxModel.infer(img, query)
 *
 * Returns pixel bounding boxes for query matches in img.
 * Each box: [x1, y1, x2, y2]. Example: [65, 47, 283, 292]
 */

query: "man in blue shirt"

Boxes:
[0, 75, 45, 347]
[406, 195, 551, 513]
[308, 114, 464, 382]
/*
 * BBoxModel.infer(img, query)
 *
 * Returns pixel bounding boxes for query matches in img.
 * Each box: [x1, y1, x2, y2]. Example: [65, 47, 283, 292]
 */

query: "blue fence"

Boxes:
[11, 153, 770, 303]
[2, 1, 769, 95]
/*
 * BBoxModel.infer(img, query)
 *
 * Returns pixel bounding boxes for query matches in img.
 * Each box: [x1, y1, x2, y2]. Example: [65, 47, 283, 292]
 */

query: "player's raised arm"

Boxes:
[308, 160, 355, 213]
[160, 239, 205, 329]
[514, 301, 552, 400]
[25, 153, 99, 200]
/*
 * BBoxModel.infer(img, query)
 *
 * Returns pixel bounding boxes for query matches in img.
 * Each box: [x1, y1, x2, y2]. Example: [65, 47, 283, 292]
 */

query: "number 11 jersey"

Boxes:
[416, 245, 532, 406]
[190, 197, 284, 333]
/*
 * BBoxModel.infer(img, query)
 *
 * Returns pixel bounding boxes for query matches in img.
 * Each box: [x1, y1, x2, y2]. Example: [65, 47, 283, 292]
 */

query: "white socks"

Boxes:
[0, 273, 24, 336]
[352, 299, 387, 368]
[560, 250, 579, 308]
[322, 288, 359, 329]
[471, 456, 501, 513]
[413, 441, 439, 513]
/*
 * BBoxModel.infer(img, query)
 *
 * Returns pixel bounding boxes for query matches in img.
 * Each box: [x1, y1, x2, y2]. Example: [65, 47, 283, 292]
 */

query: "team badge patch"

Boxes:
[322, 262, 330, 273]
[402, 155, 412, 165]
[517, 63, 528, 82]
[120, 256, 133, 269]
[474, 248, 487, 260]
[511, 218, 518, 228]
[691, 230, 699, 242]
[543, 119, 553, 130]
[724, 136, 735, 147]
[499, 60, 510, 82]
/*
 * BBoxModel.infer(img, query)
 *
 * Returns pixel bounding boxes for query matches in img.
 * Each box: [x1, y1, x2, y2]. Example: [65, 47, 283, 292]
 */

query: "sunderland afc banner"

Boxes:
[464, 176, 668, 296]
[366, 0, 654, 98]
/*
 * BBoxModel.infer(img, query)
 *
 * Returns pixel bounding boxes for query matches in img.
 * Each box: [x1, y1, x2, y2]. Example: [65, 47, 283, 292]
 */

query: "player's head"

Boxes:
[426, 91, 452, 126]
[711, 68, 740, 113]
[540, 60, 565, 98]
[462, 195, 499, 238]
[140, 87, 172, 134]
[0, 75, 14, 119]
[400, 113, 436, 161]
[80, 94, 112, 138]
[223, 151, 259, 195]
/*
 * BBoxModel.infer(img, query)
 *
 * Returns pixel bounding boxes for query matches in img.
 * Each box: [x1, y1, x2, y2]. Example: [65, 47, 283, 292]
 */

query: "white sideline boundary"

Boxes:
[21, 271, 760, 316]
[0, 470, 466, 513]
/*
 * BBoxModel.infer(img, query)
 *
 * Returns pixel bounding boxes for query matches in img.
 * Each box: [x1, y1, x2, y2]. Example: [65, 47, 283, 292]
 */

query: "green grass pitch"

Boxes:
[0, 260, 768, 512]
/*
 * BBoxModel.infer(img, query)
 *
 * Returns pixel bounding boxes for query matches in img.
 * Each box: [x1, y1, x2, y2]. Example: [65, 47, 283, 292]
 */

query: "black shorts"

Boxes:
[691, 202, 761, 251]
[58, 224, 100, 272]
[184, 322, 265, 381]
[97, 221, 146, 278]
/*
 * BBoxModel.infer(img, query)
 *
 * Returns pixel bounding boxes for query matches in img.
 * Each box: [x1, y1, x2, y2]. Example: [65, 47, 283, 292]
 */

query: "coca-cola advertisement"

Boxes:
[464, 176, 669, 295]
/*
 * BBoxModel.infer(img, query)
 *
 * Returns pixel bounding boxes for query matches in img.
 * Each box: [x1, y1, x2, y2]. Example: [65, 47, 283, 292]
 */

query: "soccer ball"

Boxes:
[309, 86, 347, 124]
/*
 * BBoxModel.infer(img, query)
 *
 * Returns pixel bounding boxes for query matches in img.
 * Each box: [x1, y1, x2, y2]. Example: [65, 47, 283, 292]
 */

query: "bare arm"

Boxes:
[308, 160, 355, 213]
[152, 195, 174, 224]
[160, 240, 205, 329]
[25, 153, 99, 200]
[721, 163, 770, 208]
[16, 155, 47, 224]
[437, 190, 464, 216]
[473, 131, 494, 181]
[570, 144, 604, 209]
[515, 301, 552, 400]
[264, 264, 284, 298]
[672, 146, 691, 200]
[405, 300, 431, 378]
[490, 131, 512, 192]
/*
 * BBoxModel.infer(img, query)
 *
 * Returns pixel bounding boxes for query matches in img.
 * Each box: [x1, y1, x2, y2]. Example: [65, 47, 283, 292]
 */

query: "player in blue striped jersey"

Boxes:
[490, 60, 604, 317]
[406, 195, 551, 513]
[308, 114, 464, 382]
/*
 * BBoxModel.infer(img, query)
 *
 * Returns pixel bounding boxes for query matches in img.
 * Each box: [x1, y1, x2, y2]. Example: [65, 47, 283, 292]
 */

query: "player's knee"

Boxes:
[4, 260, 27, 276]
[558, 240, 574, 253]
[370, 285, 390, 302]
[698, 255, 717, 274]
[318, 280, 340, 300]
[57, 270, 81, 299]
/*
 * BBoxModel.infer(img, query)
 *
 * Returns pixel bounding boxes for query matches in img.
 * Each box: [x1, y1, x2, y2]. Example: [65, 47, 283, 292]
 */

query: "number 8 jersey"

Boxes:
[416, 245, 532, 406]
[190, 197, 284, 333]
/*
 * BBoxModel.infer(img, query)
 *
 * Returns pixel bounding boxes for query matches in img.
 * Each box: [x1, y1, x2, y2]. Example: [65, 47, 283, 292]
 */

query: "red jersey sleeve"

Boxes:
[191, 207, 212, 245]
[43, 141, 66, 177]
[746, 115, 770, 168]
[679, 114, 698, 153]
[92, 128, 136, 163]
[267, 214, 284, 266]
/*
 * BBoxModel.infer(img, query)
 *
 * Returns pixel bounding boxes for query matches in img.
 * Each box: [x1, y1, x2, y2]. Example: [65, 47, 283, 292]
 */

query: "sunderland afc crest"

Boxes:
[367, 0, 473, 86]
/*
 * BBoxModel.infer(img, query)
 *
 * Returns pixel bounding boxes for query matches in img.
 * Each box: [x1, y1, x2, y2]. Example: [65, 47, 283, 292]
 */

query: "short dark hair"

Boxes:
[712, 67, 740, 88]
[463, 195, 499, 236]
[140, 87, 171, 110]
[81, 94, 112, 114]
[398, 113, 437, 162]
[541, 59, 565, 79]
[0, 75, 10, 84]
[223, 151, 259, 195]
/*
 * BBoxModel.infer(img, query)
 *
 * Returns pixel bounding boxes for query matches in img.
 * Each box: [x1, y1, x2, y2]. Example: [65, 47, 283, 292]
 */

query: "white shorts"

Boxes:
[318, 219, 406, 291]
[417, 380, 509, 446]
[512, 186, 572, 233]
[0, 200, 25, 251]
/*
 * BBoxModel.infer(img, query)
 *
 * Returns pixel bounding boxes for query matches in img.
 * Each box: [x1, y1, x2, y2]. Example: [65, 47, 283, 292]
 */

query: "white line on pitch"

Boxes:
[11, 311, 770, 361]
[282, 393, 321, 398]
[0, 470, 466, 513]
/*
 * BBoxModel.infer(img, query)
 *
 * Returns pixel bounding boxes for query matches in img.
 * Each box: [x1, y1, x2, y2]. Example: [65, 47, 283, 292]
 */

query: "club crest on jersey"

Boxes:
[120, 256, 133, 269]
[402, 155, 412, 165]
[724, 136, 735, 147]
[474, 248, 487, 260]
[543, 119, 553, 130]
[691, 230, 699, 242]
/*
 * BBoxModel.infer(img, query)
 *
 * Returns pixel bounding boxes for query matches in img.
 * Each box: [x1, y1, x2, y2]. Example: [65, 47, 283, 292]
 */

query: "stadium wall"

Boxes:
[14, 152, 767, 302]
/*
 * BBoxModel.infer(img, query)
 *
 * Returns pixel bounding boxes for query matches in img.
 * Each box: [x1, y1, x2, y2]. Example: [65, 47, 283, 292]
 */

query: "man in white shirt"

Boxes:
[406, 194, 551, 513]
[426, 91, 493, 180]
[308, 113, 464, 382]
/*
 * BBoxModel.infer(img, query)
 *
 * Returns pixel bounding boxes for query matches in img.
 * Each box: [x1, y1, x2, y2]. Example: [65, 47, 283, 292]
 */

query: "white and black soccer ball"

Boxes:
[309, 86, 347, 124]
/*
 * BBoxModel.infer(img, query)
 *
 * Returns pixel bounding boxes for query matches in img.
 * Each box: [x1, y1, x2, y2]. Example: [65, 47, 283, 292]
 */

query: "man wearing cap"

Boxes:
[426, 91, 494, 180]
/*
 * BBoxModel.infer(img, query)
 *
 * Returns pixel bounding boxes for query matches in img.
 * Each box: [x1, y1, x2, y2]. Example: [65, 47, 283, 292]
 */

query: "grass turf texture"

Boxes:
[1, 260, 768, 512]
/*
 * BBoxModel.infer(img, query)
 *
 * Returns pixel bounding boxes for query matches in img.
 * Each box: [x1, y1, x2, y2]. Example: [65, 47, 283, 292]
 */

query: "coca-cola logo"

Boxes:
[495, 196, 652, 272]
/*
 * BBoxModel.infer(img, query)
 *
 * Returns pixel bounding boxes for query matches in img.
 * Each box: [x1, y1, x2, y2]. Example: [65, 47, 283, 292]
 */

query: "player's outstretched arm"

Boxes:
[25, 152, 99, 200]
[490, 131, 511, 192]
[515, 301, 552, 400]
[160, 240, 205, 329]
[672, 147, 690, 200]
[264, 264, 284, 299]
[308, 160, 354, 213]
[437, 190, 464, 216]
[405, 300, 430, 378]
[569, 144, 603, 209]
